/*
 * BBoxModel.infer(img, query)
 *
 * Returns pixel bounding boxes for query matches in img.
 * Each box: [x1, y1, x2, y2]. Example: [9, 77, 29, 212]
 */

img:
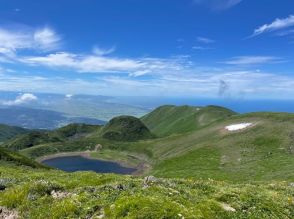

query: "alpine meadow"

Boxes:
[0, 1, 294, 219]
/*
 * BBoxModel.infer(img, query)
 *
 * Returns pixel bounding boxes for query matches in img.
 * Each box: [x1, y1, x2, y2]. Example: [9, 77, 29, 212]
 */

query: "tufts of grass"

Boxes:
[0, 164, 293, 218]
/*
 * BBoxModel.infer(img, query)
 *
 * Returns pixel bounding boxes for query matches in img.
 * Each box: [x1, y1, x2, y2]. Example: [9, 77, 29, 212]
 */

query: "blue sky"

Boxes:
[0, 0, 294, 99]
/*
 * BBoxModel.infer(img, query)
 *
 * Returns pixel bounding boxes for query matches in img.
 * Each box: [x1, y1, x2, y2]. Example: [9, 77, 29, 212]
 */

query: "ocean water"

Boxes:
[110, 97, 294, 114]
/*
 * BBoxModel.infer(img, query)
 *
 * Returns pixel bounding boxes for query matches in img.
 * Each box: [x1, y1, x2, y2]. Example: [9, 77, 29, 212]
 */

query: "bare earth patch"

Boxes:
[0, 206, 18, 219]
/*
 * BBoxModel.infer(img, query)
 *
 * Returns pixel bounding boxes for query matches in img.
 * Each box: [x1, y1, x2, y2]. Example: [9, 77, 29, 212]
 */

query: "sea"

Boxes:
[110, 97, 294, 114]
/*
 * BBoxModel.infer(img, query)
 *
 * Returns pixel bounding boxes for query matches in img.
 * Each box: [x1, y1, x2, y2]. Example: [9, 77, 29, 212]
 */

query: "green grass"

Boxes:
[3, 106, 294, 182]
[1, 106, 294, 218]
[101, 115, 154, 141]
[3, 123, 101, 151]
[0, 164, 293, 218]
[141, 105, 236, 137]
[0, 147, 48, 169]
[147, 112, 294, 181]
[0, 124, 28, 143]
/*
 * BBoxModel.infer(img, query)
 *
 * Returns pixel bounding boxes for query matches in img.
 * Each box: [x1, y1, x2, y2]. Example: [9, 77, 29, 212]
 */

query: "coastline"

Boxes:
[37, 151, 150, 175]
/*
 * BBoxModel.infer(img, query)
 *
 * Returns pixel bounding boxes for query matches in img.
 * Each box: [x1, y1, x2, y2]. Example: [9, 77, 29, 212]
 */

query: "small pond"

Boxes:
[42, 155, 136, 175]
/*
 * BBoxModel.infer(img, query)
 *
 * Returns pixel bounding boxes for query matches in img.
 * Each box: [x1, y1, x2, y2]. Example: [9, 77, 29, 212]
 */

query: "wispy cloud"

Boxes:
[0, 23, 293, 99]
[33, 27, 61, 51]
[251, 15, 294, 37]
[1, 68, 294, 99]
[275, 29, 294, 37]
[194, 0, 242, 10]
[193, 37, 215, 50]
[3, 93, 38, 105]
[0, 26, 61, 57]
[223, 56, 282, 65]
[196, 37, 215, 44]
[17, 52, 191, 77]
[21, 52, 143, 74]
[0, 26, 189, 77]
[93, 46, 116, 56]
[192, 46, 213, 50]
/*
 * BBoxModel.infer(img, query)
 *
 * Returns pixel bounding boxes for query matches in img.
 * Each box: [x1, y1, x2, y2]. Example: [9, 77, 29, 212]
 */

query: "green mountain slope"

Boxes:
[0, 164, 293, 219]
[0, 124, 28, 143]
[1, 105, 293, 218]
[3, 106, 294, 182]
[0, 147, 46, 168]
[141, 105, 236, 136]
[3, 124, 101, 151]
[101, 116, 154, 141]
[144, 112, 294, 181]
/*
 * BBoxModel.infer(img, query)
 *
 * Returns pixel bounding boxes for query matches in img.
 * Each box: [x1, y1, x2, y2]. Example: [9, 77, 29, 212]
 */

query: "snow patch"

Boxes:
[225, 123, 252, 131]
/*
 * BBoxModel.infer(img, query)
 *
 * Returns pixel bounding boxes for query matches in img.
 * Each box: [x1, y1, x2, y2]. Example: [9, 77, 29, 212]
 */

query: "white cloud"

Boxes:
[192, 46, 212, 50]
[252, 15, 294, 37]
[197, 37, 215, 44]
[93, 46, 116, 56]
[34, 27, 61, 51]
[3, 93, 38, 105]
[194, 0, 242, 10]
[1, 69, 294, 99]
[21, 52, 143, 73]
[223, 56, 281, 65]
[0, 29, 31, 54]
[20, 52, 190, 76]
[275, 29, 294, 37]
[0, 27, 61, 56]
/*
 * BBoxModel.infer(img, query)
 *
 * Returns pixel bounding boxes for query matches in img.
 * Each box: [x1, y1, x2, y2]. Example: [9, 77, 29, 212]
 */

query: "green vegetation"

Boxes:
[1, 105, 294, 218]
[3, 124, 101, 151]
[148, 112, 294, 181]
[2, 106, 294, 183]
[0, 124, 28, 143]
[0, 163, 293, 218]
[0, 147, 47, 169]
[101, 116, 154, 141]
[141, 105, 236, 136]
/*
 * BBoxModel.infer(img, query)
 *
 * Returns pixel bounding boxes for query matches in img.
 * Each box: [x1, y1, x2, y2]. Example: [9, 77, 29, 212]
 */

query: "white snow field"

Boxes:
[225, 123, 253, 131]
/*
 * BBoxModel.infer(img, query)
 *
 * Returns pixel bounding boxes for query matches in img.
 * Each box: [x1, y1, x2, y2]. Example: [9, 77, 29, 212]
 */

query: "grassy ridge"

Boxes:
[0, 164, 293, 218]
[0, 147, 47, 169]
[141, 105, 236, 136]
[3, 124, 101, 151]
[149, 112, 294, 181]
[101, 116, 154, 141]
[0, 124, 28, 143]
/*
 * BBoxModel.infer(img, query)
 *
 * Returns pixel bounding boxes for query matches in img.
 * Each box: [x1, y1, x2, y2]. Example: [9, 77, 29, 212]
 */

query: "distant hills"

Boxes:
[0, 124, 29, 142]
[3, 124, 101, 151]
[0, 146, 46, 168]
[0, 106, 105, 129]
[0, 91, 153, 129]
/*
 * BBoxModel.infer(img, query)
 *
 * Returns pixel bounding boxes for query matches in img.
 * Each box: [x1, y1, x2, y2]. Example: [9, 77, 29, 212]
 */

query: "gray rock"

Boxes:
[144, 176, 159, 186]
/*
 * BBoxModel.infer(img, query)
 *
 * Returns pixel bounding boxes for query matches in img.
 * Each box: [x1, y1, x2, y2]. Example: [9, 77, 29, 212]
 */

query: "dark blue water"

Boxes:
[42, 156, 136, 174]
[110, 97, 294, 113]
